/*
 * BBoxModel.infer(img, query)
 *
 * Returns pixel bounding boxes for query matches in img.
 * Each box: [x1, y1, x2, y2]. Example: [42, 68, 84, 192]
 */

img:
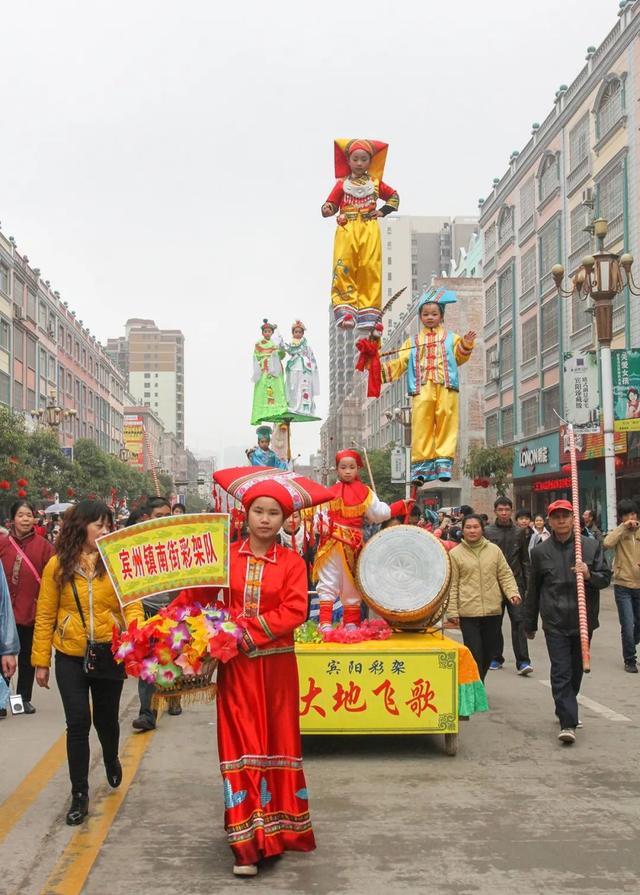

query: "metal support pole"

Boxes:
[599, 344, 618, 531]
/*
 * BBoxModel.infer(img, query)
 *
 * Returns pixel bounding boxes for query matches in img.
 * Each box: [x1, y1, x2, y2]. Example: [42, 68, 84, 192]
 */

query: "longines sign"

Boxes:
[512, 434, 560, 480]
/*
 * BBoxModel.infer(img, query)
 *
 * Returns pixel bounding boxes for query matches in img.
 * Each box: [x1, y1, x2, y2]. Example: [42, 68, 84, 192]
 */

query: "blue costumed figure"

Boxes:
[246, 426, 288, 470]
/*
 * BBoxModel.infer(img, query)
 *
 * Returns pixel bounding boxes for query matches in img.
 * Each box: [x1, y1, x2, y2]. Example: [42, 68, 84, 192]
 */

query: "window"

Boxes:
[541, 301, 559, 348]
[569, 115, 590, 171]
[598, 164, 624, 225]
[498, 266, 513, 314]
[0, 318, 9, 350]
[387, 272, 392, 281]
[26, 337, 36, 370]
[499, 331, 513, 375]
[39, 348, 47, 378]
[521, 316, 538, 362]
[498, 206, 514, 244]
[486, 414, 499, 446]
[485, 283, 497, 323]
[570, 204, 590, 253]
[539, 218, 561, 281]
[0, 264, 8, 295]
[387, 257, 392, 265]
[539, 154, 559, 202]
[58, 324, 64, 347]
[13, 327, 23, 361]
[572, 294, 590, 332]
[542, 386, 560, 430]
[520, 178, 535, 226]
[485, 347, 498, 383]
[485, 224, 497, 258]
[13, 381, 23, 411]
[521, 395, 539, 436]
[597, 78, 624, 138]
[26, 387, 36, 412]
[521, 247, 536, 294]
[74, 341, 80, 361]
[14, 277, 24, 305]
[144, 372, 151, 378]
[501, 406, 514, 443]
[0, 371, 9, 407]
[27, 290, 36, 320]
[67, 334, 72, 354]
[38, 302, 47, 327]
[82, 349, 87, 368]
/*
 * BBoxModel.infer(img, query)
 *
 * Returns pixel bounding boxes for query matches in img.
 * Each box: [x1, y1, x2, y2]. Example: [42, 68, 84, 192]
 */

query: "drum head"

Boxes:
[356, 526, 451, 625]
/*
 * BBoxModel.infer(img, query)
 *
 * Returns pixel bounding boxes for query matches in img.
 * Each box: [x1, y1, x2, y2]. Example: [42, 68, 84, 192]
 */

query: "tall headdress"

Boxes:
[417, 286, 458, 311]
[291, 320, 306, 333]
[261, 318, 277, 332]
[255, 425, 272, 441]
[334, 138, 389, 181]
[213, 467, 333, 517]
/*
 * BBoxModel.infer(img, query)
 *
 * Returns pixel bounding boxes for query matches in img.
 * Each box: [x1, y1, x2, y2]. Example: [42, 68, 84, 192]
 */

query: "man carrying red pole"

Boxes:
[523, 500, 611, 746]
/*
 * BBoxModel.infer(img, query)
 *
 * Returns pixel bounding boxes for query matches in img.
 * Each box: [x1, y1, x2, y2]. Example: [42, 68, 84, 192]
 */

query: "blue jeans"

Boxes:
[613, 585, 640, 664]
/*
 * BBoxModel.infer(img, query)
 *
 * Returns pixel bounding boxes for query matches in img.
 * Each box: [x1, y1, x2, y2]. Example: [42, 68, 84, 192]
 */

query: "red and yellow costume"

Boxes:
[313, 450, 409, 627]
[324, 139, 399, 330]
[188, 467, 332, 868]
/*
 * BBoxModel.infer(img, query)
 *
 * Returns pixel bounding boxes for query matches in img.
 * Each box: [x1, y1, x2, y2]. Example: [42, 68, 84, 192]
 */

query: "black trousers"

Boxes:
[55, 651, 124, 794]
[544, 631, 591, 729]
[495, 596, 531, 667]
[459, 616, 502, 682]
[16, 624, 36, 702]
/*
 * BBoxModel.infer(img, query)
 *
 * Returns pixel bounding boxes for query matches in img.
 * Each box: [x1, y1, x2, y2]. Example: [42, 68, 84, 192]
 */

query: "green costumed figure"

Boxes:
[250, 318, 288, 425]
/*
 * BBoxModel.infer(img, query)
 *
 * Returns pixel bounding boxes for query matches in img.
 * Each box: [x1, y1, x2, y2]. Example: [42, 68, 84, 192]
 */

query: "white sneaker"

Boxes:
[233, 864, 258, 877]
[577, 719, 583, 729]
[558, 728, 576, 744]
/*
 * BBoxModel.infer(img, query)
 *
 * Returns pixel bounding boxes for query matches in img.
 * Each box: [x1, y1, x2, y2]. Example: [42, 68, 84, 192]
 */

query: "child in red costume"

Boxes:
[313, 449, 411, 630]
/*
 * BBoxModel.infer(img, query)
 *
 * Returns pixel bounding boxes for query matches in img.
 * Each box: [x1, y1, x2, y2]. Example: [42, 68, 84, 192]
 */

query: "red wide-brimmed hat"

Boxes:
[213, 466, 333, 517]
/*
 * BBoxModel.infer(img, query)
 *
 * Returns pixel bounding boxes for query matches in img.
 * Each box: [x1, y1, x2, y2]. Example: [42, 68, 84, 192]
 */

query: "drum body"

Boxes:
[356, 526, 451, 630]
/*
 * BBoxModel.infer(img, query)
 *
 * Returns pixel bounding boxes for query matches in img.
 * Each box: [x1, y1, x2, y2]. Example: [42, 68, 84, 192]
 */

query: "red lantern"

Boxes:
[615, 456, 624, 472]
[17, 489, 27, 498]
[17, 478, 28, 488]
[561, 463, 572, 475]
[67, 487, 75, 498]
[0, 480, 10, 490]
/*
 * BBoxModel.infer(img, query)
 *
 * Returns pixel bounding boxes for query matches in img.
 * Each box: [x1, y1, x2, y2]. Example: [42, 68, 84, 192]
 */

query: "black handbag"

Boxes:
[70, 579, 126, 681]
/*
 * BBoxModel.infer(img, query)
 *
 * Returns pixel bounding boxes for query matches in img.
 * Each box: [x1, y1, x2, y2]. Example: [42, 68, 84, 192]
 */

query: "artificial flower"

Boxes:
[156, 662, 182, 688]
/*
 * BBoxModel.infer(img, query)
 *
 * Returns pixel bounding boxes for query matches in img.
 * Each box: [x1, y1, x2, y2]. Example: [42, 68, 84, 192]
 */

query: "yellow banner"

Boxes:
[97, 514, 229, 606]
[296, 644, 458, 734]
[614, 418, 640, 432]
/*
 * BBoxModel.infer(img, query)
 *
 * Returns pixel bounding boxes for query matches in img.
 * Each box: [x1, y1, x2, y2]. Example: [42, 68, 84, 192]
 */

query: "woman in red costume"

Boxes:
[313, 450, 411, 631]
[175, 467, 332, 877]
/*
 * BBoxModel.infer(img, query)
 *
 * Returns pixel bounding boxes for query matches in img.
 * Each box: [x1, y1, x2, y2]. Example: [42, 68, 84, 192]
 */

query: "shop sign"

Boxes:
[563, 351, 600, 433]
[612, 349, 640, 432]
[124, 414, 145, 470]
[513, 434, 560, 479]
[559, 424, 626, 461]
[532, 477, 571, 493]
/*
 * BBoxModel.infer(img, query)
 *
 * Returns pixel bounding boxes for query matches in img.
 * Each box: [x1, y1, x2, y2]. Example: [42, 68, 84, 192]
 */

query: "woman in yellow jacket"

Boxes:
[32, 501, 143, 826]
[447, 514, 520, 682]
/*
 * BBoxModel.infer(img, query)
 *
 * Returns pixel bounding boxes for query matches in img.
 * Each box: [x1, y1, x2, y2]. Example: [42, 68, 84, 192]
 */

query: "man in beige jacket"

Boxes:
[603, 499, 640, 673]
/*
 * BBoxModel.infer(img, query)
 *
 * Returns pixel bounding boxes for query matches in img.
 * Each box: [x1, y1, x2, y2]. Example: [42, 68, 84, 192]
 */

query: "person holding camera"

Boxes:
[0, 564, 19, 718]
[32, 500, 144, 825]
[603, 499, 640, 673]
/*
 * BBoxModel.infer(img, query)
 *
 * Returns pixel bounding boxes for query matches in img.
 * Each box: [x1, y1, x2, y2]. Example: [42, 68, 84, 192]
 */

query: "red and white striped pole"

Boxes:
[567, 424, 590, 673]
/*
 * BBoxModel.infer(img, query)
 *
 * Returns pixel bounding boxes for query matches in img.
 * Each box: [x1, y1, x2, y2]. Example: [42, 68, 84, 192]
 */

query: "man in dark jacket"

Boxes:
[485, 496, 532, 674]
[524, 500, 611, 745]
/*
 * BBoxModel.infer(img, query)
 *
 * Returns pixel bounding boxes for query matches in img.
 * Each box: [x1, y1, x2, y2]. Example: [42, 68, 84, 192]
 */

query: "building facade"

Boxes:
[478, 0, 640, 523]
[0, 229, 126, 454]
[107, 318, 185, 447]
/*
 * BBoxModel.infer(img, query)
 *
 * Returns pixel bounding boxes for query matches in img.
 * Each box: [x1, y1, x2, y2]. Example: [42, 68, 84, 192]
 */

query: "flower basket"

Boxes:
[113, 602, 242, 710]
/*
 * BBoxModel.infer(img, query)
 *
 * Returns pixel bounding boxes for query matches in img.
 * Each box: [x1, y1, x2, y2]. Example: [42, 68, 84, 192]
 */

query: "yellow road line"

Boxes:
[0, 733, 67, 843]
[40, 728, 156, 895]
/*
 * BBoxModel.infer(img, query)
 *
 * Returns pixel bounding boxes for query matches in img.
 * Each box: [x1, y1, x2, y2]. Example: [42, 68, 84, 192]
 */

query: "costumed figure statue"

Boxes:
[322, 139, 399, 331]
[246, 426, 288, 470]
[381, 288, 476, 484]
[313, 449, 411, 631]
[250, 319, 288, 425]
[284, 321, 320, 416]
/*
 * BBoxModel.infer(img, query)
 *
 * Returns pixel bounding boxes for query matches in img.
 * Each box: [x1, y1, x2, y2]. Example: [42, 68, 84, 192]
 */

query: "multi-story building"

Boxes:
[478, 0, 640, 523]
[196, 456, 216, 502]
[124, 405, 165, 475]
[107, 318, 185, 447]
[0, 229, 126, 454]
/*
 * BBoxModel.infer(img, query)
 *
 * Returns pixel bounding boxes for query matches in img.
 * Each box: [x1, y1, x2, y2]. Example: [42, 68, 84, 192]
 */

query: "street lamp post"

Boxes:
[551, 216, 639, 529]
[387, 406, 413, 499]
[31, 388, 77, 441]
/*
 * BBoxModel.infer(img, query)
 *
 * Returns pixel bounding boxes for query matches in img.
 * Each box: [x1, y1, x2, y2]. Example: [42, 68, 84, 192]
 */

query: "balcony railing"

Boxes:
[518, 216, 535, 245]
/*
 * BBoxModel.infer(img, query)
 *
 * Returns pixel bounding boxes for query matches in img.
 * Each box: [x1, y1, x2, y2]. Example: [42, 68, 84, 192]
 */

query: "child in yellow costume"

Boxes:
[322, 139, 399, 331]
[381, 288, 476, 483]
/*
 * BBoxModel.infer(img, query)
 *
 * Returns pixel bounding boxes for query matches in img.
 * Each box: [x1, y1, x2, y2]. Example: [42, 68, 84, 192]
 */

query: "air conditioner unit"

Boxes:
[14, 305, 24, 319]
[582, 187, 594, 206]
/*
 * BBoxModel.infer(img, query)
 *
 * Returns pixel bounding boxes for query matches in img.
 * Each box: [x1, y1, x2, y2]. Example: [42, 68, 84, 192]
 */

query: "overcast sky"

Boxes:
[2, 0, 620, 463]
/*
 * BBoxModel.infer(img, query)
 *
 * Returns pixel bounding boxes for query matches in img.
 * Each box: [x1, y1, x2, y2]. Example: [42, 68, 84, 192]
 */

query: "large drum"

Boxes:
[356, 526, 451, 630]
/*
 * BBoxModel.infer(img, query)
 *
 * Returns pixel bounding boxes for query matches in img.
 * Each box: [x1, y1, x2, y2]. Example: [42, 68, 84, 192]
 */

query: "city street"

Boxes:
[1, 589, 638, 895]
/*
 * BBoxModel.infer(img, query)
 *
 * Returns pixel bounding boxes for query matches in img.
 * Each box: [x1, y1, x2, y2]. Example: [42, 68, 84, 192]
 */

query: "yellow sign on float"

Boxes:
[97, 514, 230, 606]
[295, 642, 458, 734]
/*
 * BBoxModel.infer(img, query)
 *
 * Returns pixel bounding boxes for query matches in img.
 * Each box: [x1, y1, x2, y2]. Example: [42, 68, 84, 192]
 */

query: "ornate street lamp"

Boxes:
[551, 216, 639, 528]
[31, 389, 78, 439]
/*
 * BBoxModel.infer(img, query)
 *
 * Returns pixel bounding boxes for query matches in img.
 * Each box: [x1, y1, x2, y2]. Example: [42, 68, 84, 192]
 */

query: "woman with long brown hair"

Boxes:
[32, 500, 143, 825]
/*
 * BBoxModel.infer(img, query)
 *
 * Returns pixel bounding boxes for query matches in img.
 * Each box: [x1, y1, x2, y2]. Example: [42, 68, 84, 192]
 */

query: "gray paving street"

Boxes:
[1, 589, 639, 895]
